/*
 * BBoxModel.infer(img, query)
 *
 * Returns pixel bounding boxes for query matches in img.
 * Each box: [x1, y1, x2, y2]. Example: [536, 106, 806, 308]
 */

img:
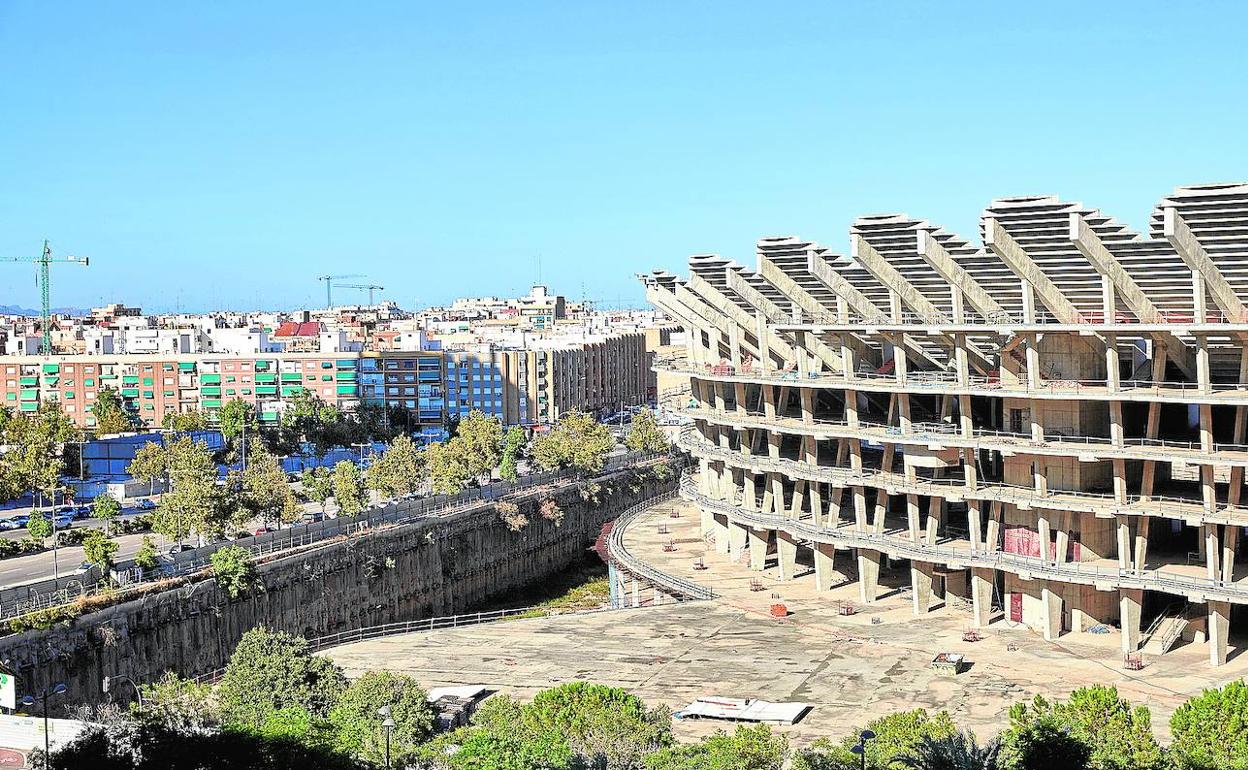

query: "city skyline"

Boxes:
[4, 2, 1247, 312]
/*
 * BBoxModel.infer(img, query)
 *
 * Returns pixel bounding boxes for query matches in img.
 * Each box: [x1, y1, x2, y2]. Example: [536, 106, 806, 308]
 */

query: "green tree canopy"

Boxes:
[328, 670, 435, 764]
[134, 535, 160, 572]
[795, 709, 957, 770]
[331, 461, 368, 516]
[82, 529, 120, 573]
[427, 694, 576, 770]
[645, 724, 787, 770]
[127, 440, 169, 497]
[92, 493, 122, 531]
[162, 409, 208, 432]
[625, 409, 669, 453]
[895, 732, 1000, 770]
[218, 397, 258, 444]
[456, 409, 504, 480]
[998, 686, 1163, 770]
[300, 467, 335, 512]
[530, 411, 616, 474]
[27, 510, 52, 542]
[228, 444, 298, 527]
[524, 681, 673, 770]
[499, 426, 527, 483]
[365, 435, 426, 499]
[93, 386, 137, 435]
[151, 437, 224, 543]
[425, 439, 473, 495]
[217, 627, 347, 733]
[211, 544, 258, 599]
[1170, 679, 1248, 770]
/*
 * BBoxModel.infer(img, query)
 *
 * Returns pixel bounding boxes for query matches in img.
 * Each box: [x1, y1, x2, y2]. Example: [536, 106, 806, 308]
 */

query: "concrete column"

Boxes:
[777, 530, 798, 580]
[1116, 516, 1133, 570]
[748, 528, 769, 571]
[1120, 588, 1143, 653]
[1209, 600, 1231, 666]
[968, 503, 983, 552]
[1053, 513, 1070, 565]
[1041, 583, 1063, 641]
[1222, 526, 1240, 583]
[985, 503, 1002, 552]
[799, 387, 814, 424]
[1205, 524, 1221, 582]
[971, 568, 994, 628]
[1134, 517, 1151, 574]
[699, 507, 714, 538]
[632, 578, 641, 608]
[813, 542, 836, 591]
[925, 497, 943, 545]
[1038, 514, 1052, 563]
[727, 521, 749, 555]
[906, 495, 921, 542]
[712, 513, 730, 555]
[857, 548, 881, 604]
[911, 561, 935, 615]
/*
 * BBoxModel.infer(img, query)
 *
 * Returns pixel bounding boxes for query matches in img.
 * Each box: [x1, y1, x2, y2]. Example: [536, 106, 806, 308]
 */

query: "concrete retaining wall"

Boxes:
[0, 463, 674, 706]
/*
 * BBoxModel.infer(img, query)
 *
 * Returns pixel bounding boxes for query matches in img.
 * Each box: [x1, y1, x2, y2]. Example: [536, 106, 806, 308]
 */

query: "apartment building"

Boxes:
[647, 182, 1248, 668]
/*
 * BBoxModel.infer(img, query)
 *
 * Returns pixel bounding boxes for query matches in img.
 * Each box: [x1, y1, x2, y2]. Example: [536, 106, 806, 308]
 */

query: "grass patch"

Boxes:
[479, 554, 610, 617]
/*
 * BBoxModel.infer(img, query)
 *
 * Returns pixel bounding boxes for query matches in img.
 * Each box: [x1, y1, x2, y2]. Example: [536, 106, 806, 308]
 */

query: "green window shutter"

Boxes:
[202, 399, 222, 408]
[83, 379, 95, 387]
[255, 385, 277, 395]
[4, 393, 14, 401]
[321, 374, 333, 381]
[64, 392, 75, 399]
[142, 377, 154, 386]
[280, 385, 304, 396]
[201, 374, 222, 385]
[41, 364, 60, 374]
[162, 364, 174, 371]
[321, 361, 333, 369]
[178, 362, 196, 372]
[225, 388, 236, 396]
[19, 402, 37, 412]
[260, 411, 278, 422]
[19, 376, 38, 386]
[254, 373, 276, 383]
[336, 384, 357, 395]
[280, 372, 301, 382]
[142, 391, 154, 399]
[253, 360, 271, 371]
[20, 389, 39, 400]
[335, 371, 357, 381]
[201, 387, 222, 396]
[241, 388, 252, 395]
[120, 388, 139, 398]
[163, 391, 175, 397]
[122, 375, 139, 385]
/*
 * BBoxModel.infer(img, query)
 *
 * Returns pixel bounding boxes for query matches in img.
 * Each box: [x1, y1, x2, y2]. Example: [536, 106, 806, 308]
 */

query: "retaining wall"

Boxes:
[0, 463, 674, 706]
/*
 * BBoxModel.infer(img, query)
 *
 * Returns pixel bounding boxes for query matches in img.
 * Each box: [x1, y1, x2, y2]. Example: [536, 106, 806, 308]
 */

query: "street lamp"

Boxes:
[102, 674, 144, 712]
[849, 729, 876, 770]
[377, 705, 396, 769]
[20, 681, 67, 762]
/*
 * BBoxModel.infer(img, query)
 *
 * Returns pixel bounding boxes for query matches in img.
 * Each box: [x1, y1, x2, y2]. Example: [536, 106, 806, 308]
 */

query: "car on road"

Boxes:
[301, 511, 324, 523]
[51, 514, 75, 529]
[8, 514, 30, 528]
[167, 543, 194, 556]
[0, 518, 21, 531]
[134, 499, 157, 511]
[73, 560, 100, 576]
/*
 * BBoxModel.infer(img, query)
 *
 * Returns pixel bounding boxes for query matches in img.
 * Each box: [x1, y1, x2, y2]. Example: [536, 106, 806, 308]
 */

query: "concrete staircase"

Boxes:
[1143, 601, 1191, 655]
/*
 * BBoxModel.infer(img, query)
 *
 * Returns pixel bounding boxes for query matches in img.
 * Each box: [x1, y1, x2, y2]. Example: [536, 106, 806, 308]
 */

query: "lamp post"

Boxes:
[19, 682, 67, 763]
[849, 729, 876, 770]
[377, 705, 396, 769]
[102, 674, 144, 712]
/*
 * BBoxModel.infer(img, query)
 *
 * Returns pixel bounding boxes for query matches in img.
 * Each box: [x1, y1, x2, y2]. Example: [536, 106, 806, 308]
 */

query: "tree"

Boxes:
[82, 529, 120, 574]
[134, 535, 160, 573]
[229, 445, 297, 528]
[997, 716, 1091, 770]
[365, 435, 426, 499]
[282, 391, 346, 457]
[896, 733, 1000, 770]
[428, 694, 576, 770]
[499, 426, 526, 482]
[331, 461, 367, 516]
[128, 441, 169, 498]
[92, 493, 122, 533]
[1170, 679, 1248, 770]
[218, 398, 257, 444]
[211, 545, 258, 599]
[645, 724, 786, 770]
[328, 671, 435, 764]
[456, 409, 504, 481]
[152, 437, 224, 544]
[525, 681, 672, 770]
[27, 510, 51, 542]
[999, 686, 1164, 770]
[530, 411, 616, 474]
[162, 410, 207, 432]
[137, 671, 223, 732]
[425, 439, 473, 495]
[625, 409, 669, 453]
[301, 467, 335, 513]
[795, 709, 957, 770]
[217, 626, 346, 733]
[93, 386, 136, 435]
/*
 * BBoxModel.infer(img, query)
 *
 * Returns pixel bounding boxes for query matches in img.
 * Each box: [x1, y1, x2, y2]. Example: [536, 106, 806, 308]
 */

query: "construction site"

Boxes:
[642, 182, 1248, 669]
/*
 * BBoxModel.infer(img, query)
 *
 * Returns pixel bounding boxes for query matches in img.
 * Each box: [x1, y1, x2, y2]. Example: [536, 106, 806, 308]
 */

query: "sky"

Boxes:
[1, 1, 1246, 313]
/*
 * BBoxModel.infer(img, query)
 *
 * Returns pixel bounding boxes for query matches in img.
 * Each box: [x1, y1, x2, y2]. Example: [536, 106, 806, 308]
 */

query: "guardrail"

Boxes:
[606, 492, 716, 601]
[676, 428, 1248, 526]
[0, 450, 669, 620]
[679, 474, 1248, 603]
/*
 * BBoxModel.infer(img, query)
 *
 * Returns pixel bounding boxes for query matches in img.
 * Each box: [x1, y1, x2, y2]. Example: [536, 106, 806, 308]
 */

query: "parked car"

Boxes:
[134, 499, 157, 511]
[301, 511, 324, 523]
[167, 543, 193, 556]
[227, 531, 252, 541]
[73, 560, 99, 576]
[0, 518, 20, 531]
[9, 514, 30, 528]
[52, 514, 75, 529]
[71, 505, 92, 520]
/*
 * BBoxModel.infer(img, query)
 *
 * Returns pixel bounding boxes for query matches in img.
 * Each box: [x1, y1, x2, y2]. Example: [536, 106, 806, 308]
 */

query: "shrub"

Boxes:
[498, 501, 529, 532]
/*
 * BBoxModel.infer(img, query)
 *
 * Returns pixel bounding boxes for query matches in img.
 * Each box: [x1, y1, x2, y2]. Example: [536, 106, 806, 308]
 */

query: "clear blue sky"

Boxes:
[1, 2, 1245, 313]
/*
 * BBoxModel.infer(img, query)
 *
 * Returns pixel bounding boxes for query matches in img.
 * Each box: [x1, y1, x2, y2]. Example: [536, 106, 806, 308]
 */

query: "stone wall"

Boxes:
[0, 463, 674, 706]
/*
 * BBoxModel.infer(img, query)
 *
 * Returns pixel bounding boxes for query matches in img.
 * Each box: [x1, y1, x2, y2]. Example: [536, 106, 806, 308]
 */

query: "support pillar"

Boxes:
[712, 514, 730, 555]
[777, 530, 798, 580]
[813, 542, 837, 591]
[727, 521, 748, 555]
[857, 548, 880, 604]
[1041, 583, 1063, 641]
[748, 528, 769, 571]
[1209, 600, 1231, 666]
[1120, 588, 1143, 654]
[971, 568, 994, 628]
[911, 561, 935, 615]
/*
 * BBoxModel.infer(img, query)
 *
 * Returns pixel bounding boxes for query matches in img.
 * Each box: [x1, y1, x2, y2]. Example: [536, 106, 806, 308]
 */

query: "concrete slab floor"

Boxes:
[323, 500, 1248, 745]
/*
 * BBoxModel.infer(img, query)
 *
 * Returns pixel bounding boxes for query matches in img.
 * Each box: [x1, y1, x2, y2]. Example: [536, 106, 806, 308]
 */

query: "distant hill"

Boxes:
[0, 305, 91, 317]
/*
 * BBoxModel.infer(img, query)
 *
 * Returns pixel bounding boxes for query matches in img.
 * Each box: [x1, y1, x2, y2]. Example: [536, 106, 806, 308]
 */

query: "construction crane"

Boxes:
[316, 274, 364, 308]
[2, 240, 89, 354]
[335, 283, 385, 305]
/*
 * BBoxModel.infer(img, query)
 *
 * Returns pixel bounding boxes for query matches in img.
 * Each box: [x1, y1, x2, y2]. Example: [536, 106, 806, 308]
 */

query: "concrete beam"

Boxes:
[1164, 207, 1248, 322]
[684, 274, 789, 362]
[1069, 213, 1196, 379]
[984, 217, 1082, 322]
[852, 235, 993, 374]
[916, 230, 1006, 319]
[726, 266, 843, 371]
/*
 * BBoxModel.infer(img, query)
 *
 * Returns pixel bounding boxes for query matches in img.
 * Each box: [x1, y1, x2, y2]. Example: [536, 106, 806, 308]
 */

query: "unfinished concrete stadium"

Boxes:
[644, 183, 1248, 668]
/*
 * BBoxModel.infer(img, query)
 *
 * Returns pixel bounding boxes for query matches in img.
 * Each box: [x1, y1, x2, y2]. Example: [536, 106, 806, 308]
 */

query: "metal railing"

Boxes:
[680, 474, 1248, 603]
[761, 308, 1248, 328]
[0, 450, 669, 621]
[682, 407, 1248, 463]
[606, 493, 716, 601]
[677, 428, 1247, 525]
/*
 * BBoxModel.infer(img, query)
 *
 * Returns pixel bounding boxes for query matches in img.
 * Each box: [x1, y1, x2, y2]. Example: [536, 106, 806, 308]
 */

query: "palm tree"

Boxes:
[896, 732, 1001, 770]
